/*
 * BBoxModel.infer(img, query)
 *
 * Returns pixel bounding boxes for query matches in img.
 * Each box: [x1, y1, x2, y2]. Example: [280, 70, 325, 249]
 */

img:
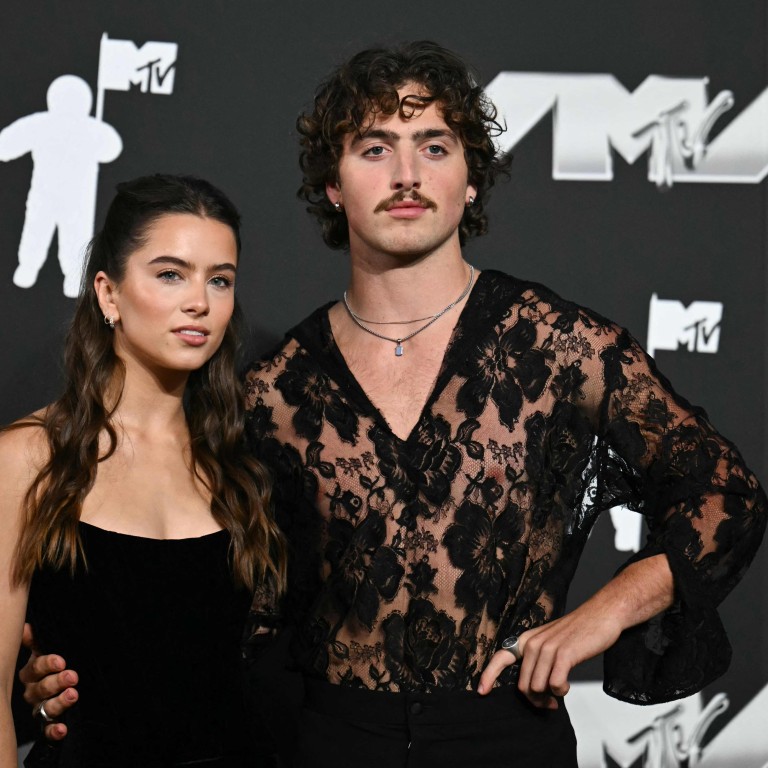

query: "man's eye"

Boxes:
[364, 146, 386, 156]
[426, 145, 446, 155]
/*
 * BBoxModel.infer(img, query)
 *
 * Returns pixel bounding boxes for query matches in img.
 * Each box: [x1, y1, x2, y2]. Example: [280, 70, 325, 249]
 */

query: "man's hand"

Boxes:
[19, 623, 79, 740]
[477, 554, 674, 708]
[477, 608, 623, 709]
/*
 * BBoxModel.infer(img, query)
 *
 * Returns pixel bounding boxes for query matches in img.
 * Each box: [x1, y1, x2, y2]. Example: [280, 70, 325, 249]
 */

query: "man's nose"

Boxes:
[392, 150, 421, 191]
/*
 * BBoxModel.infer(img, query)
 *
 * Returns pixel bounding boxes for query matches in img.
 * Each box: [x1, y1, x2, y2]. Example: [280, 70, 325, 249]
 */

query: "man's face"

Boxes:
[327, 85, 477, 262]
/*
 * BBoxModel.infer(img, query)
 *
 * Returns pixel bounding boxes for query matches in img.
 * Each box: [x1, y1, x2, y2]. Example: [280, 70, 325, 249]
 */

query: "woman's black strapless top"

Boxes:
[26, 522, 253, 767]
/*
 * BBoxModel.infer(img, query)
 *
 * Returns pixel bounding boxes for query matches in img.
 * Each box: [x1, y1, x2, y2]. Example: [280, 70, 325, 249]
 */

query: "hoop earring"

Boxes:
[104, 315, 115, 329]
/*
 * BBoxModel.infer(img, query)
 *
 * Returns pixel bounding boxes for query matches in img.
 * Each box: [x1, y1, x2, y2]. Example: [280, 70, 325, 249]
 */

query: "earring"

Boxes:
[104, 315, 115, 329]
[333, 201, 343, 212]
[467, 196, 475, 207]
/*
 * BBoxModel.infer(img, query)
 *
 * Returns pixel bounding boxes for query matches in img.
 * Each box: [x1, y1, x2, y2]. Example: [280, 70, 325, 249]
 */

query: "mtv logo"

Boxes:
[98, 34, 177, 96]
[484, 72, 768, 187]
[568, 683, 710, 768]
[647, 293, 722, 358]
[569, 681, 768, 767]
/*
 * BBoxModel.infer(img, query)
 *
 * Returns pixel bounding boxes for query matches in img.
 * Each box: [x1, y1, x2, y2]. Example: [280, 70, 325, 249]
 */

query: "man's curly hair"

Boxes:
[297, 41, 510, 250]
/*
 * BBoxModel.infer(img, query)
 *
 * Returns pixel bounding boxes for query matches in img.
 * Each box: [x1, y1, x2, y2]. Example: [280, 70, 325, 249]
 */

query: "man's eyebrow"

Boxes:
[350, 129, 399, 148]
[147, 255, 237, 272]
[410, 128, 459, 144]
[350, 127, 459, 148]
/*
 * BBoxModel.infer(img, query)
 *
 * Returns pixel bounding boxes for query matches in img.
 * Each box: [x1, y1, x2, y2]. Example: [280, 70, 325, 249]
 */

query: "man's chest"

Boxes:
[338, 330, 454, 442]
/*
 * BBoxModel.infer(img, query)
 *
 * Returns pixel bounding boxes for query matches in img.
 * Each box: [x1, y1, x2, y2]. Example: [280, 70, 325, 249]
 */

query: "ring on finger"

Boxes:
[501, 635, 523, 662]
[33, 700, 56, 725]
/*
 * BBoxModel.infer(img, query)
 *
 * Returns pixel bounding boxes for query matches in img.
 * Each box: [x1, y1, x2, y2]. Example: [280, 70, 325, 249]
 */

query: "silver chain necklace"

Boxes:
[343, 264, 475, 357]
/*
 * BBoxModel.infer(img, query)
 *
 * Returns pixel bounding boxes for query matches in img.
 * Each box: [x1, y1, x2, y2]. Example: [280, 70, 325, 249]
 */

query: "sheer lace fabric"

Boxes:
[243, 270, 766, 703]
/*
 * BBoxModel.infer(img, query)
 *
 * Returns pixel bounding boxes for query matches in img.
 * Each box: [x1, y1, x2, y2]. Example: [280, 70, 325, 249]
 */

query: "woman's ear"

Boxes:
[94, 271, 120, 325]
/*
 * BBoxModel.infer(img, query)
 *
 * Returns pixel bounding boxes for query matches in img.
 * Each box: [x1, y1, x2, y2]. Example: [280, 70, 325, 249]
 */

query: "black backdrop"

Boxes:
[3, 2, 767, 765]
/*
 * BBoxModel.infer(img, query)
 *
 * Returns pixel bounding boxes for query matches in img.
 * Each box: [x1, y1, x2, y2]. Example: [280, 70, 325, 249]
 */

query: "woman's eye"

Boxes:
[158, 270, 181, 281]
[210, 275, 233, 289]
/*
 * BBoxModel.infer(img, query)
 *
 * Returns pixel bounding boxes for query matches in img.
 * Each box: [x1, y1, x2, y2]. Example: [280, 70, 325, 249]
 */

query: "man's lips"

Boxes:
[374, 194, 438, 215]
[386, 204, 429, 219]
[388, 200, 427, 209]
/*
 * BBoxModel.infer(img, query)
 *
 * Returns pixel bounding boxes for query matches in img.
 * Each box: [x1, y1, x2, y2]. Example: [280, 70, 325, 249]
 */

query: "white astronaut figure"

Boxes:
[0, 75, 122, 297]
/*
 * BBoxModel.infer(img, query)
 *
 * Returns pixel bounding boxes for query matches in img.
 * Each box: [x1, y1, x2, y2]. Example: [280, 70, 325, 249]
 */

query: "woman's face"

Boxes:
[97, 213, 238, 381]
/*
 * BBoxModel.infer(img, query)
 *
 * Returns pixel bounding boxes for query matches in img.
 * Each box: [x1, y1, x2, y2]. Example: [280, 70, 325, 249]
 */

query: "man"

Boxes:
[21, 41, 767, 767]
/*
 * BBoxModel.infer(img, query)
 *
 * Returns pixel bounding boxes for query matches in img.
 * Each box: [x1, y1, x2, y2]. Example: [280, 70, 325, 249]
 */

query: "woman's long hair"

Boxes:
[11, 174, 286, 592]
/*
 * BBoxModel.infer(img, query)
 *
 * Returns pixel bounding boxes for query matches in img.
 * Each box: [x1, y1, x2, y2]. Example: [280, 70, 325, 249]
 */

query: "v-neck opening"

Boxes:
[318, 270, 490, 444]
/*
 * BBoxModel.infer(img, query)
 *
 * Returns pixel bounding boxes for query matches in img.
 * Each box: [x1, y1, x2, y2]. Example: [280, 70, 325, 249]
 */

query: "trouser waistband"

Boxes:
[303, 678, 532, 726]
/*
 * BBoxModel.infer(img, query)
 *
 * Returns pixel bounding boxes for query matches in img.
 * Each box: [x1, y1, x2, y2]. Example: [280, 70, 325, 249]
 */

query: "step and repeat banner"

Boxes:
[2, 1, 767, 765]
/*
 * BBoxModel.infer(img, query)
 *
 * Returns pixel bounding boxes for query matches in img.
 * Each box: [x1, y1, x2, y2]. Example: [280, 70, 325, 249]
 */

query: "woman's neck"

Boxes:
[104, 362, 189, 437]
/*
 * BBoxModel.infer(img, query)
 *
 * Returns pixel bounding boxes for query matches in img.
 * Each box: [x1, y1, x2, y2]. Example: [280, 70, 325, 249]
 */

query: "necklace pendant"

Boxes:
[343, 265, 475, 359]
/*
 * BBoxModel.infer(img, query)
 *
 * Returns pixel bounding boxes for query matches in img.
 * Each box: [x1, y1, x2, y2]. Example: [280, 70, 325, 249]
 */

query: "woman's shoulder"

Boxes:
[0, 409, 50, 484]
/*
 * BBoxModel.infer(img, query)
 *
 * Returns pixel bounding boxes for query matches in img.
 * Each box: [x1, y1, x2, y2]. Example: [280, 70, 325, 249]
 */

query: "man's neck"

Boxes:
[345, 243, 470, 321]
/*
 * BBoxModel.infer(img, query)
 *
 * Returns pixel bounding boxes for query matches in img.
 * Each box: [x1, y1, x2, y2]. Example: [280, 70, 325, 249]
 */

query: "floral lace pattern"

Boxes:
[242, 271, 766, 703]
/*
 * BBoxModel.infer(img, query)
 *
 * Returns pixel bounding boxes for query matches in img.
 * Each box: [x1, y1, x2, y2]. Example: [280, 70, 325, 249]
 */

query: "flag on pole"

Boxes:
[96, 33, 178, 120]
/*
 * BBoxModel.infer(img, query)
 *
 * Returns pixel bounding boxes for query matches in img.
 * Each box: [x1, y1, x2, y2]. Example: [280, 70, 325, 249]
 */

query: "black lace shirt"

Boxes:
[242, 270, 766, 704]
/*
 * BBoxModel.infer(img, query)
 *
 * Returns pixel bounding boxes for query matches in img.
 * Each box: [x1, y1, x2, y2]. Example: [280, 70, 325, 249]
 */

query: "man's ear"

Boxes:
[326, 180, 342, 208]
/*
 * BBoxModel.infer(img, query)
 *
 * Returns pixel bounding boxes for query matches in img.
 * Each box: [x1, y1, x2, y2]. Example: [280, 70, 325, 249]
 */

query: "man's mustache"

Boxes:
[374, 190, 438, 213]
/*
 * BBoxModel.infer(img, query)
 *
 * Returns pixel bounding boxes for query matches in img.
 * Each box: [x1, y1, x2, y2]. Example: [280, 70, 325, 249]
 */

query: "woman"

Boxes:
[0, 174, 285, 767]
